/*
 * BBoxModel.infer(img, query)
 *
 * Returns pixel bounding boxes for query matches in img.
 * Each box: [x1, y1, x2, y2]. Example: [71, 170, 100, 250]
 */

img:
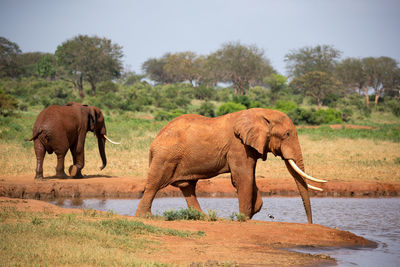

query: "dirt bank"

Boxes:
[0, 197, 376, 266]
[0, 175, 399, 200]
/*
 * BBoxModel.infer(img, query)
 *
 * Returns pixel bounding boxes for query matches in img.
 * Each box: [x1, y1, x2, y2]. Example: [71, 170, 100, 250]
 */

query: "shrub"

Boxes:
[387, 98, 400, 117]
[154, 109, 185, 121]
[217, 102, 246, 116]
[288, 108, 342, 125]
[229, 212, 248, 222]
[194, 85, 215, 100]
[154, 110, 174, 121]
[0, 89, 18, 116]
[207, 209, 218, 221]
[163, 207, 205, 221]
[198, 101, 215, 117]
[232, 95, 251, 108]
[274, 100, 298, 114]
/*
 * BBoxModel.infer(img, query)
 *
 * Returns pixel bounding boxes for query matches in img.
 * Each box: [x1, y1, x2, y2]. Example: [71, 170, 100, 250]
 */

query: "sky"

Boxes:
[1, 0, 399, 75]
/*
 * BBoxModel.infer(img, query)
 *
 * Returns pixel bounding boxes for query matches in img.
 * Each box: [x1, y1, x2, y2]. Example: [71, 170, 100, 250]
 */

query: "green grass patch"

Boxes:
[163, 207, 206, 221]
[0, 207, 201, 266]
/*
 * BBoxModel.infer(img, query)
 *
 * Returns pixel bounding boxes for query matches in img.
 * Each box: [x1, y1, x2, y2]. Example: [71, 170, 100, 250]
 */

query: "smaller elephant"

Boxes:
[29, 102, 119, 179]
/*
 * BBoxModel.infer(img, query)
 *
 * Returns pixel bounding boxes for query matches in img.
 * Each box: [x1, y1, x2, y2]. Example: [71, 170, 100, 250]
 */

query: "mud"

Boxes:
[0, 175, 399, 200]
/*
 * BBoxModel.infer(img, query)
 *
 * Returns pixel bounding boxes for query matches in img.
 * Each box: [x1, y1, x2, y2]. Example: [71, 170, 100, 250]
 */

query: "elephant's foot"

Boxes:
[68, 165, 83, 179]
[34, 173, 43, 179]
[55, 170, 68, 179]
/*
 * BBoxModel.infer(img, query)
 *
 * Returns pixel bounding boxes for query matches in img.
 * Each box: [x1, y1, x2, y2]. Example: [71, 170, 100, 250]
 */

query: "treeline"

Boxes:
[1, 35, 399, 123]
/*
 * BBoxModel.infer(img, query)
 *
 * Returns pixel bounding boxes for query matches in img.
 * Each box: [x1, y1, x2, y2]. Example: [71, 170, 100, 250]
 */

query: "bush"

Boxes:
[288, 108, 342, 125]
[194, 85, 215, 100]
[154, 109, 185, 121]
[232, 95, 251, 108]
[387, 98, 400, 117]
[163, 207, 205, 221]
[0, 89, 18, 116]
[198, 101, 215, 117]
[217, 102, 246, 116]
[274, 100, 298, 114]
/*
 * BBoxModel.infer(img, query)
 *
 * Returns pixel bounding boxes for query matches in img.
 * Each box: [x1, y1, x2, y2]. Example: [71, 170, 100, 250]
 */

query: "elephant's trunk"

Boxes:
[284, 158, 313, 224]
[97, 134, 107, 170]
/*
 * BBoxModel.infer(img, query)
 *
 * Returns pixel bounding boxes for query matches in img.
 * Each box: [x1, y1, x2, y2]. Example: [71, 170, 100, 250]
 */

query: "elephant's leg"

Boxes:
[69, 144, 83, 178]
[229, 158, 261, 219]
[55, 152, 68, 178]
[176, 180, 201, 212]
[136, 160, 177, 217]
[34, 139, 46, 179]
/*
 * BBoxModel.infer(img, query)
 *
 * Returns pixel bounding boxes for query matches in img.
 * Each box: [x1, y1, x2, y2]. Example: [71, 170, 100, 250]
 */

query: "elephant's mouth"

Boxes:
[287, 159, 327, 191]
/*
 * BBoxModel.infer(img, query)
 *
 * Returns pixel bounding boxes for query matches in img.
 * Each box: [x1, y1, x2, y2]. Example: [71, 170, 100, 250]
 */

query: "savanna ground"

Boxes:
[0, 107, 399, 266]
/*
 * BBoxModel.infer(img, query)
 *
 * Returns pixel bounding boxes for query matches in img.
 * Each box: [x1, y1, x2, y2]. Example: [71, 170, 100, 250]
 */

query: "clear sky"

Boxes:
[1, 0, 399, 75]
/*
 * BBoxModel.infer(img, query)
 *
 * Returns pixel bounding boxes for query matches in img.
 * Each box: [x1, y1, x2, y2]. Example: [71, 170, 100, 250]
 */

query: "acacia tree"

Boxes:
[285, 45, 341, 78]
[290, 71, 342, 108]
[142, 54, 172, 84]
[211, 42, 274, 95]
[363, 57, 398, 106]
[163, 51, 200, 85]
[55, 35, 123, 98]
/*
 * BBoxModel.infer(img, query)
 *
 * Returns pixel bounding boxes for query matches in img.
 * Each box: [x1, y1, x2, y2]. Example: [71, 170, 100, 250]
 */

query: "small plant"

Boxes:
[229, 212, 248, 222]
[31, 217, 43, 225]
[207, 209, 218, 221]
[163, 207, 205, 221]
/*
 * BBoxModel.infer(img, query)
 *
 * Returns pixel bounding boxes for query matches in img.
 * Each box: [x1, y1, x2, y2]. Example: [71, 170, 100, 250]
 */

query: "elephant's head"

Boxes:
[234, 108, 326, 223]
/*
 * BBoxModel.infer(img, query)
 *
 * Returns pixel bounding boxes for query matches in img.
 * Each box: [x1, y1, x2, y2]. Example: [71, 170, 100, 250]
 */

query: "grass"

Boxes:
[0, 206, 201, 266]
[0, 108, 399, 183]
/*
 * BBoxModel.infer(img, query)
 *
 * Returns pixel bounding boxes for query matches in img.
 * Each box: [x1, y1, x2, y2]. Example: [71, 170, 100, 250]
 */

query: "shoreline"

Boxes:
[0, 196, 377, 266]
[1, 175, 399, 200]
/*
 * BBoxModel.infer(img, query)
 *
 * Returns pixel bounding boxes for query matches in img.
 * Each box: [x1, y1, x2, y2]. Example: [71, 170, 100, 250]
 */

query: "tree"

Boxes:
[363, 57, 398, 105]
[55, 35, 123, 98]
[285, 45, 341, 78]
[335, 57, 370, 106]
[36, 54, 56, 79]
[17, 52, 44, 77]
[290, 71, 342, 108]
[142, 55, 172, 84]
[163, 51, 200, 85]
[211, 42, 275, 95]
[0, 37, 21, 78]
[264, 73, 288, 104]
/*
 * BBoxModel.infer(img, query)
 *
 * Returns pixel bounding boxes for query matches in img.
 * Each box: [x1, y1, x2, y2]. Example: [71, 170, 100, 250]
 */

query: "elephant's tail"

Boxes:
[26, 130, 42, 142]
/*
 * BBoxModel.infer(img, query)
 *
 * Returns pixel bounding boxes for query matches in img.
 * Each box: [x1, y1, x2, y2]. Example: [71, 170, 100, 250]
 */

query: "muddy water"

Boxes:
[51, 197, 400, 267]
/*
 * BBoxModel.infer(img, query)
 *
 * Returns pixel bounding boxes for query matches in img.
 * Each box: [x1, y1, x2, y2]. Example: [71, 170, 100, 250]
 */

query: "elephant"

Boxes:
[29, 102, 119, 179]
[135, 108, 326, 223]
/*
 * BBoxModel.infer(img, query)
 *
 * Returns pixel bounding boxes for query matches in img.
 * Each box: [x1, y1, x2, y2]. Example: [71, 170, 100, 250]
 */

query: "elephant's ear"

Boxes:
[88, 107, 96, 132]
[233, 110, 271, 157]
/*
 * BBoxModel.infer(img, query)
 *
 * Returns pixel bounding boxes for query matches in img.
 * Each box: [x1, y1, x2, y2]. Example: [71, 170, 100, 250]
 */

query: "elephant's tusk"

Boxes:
[307, 184, 324, 191]
[104, 135, 120, 145]
[288, 159, 327, 183]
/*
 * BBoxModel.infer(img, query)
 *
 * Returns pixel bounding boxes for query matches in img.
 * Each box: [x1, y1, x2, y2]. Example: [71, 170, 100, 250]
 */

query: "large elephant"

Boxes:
[29, 102, 118, 179]
[136, 108, 326, 223]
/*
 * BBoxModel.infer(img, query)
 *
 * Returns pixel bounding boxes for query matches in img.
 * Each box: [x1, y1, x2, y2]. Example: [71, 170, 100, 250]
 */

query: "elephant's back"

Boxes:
[33, 105, 79, 134]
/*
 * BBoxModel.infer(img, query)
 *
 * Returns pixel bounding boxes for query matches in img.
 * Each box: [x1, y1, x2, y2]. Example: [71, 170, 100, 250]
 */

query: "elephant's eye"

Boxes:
[284, 131, 290, 138]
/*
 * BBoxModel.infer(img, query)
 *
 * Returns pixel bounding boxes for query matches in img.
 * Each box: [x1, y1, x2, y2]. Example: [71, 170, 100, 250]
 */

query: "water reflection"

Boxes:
[51, 197, 400, 267]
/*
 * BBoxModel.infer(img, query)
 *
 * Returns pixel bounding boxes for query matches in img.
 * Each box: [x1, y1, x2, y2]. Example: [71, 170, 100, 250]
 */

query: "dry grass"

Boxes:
[1, 134, 399, 183]
[256, 136, 400, 182]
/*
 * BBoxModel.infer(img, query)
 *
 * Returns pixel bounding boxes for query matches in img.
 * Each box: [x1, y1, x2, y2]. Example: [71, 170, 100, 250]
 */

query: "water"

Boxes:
[51, 197, 400, 267]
